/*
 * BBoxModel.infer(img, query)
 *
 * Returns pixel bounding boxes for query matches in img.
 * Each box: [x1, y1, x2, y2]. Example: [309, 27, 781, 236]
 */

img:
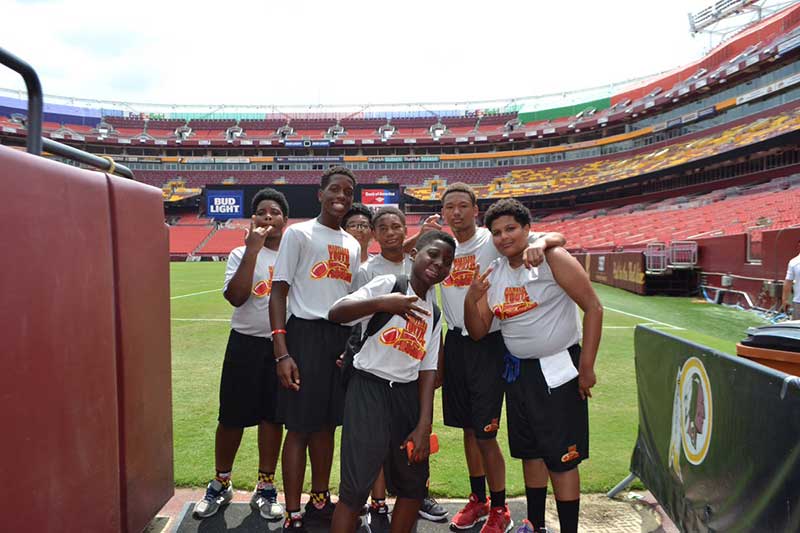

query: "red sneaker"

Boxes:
[480, 505, 513, 533]
[450, 494, 490, 530]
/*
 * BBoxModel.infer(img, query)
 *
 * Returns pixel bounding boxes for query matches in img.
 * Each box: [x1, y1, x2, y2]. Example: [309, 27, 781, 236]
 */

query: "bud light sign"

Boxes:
[361, 189, 399, 210]
[207, 190, 244, 219]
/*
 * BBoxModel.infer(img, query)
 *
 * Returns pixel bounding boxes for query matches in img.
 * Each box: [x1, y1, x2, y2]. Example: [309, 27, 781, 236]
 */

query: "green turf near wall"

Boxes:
[518, 97, 611, 124]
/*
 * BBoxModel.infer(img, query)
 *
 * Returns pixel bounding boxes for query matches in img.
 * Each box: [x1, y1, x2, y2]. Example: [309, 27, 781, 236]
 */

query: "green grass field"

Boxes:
[170, 262, 767, 496]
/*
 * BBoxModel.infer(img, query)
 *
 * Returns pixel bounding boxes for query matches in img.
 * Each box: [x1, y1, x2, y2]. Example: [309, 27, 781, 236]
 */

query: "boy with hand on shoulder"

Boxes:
[464, 198, 602, 533]
[328, 230, 457, 533]
[194, 188, 289, 521]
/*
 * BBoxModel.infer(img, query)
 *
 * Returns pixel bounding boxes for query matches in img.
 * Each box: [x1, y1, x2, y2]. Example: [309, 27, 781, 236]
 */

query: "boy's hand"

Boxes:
[403, 425, 431, 463]
[276, 357, 300, 391]
[245, 217, 272, 252]
[465, 264, 493, 303]
[336, 352, 344, 368]
[523, 238, 547, 268]
[420, 214, 443, 235]
[578, 366, 596, 400]
[379, 293, 431, 322]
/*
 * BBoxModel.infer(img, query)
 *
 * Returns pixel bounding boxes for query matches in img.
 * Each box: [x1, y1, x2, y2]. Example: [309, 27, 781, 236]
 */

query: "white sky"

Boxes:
[0, 0, 768, 108]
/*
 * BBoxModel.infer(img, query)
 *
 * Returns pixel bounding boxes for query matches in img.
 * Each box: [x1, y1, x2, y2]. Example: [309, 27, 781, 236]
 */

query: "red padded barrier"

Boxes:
[0, 145, 122, 531]
[107, 176, 173, 533]
[0, 145, 173, 532]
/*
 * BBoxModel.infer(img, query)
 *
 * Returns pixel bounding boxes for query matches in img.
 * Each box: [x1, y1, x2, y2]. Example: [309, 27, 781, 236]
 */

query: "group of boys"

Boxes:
[194, 166, 602, 533]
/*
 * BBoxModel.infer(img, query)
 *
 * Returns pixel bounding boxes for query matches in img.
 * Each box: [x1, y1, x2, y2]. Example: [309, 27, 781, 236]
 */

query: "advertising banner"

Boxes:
[631, 327, 800, 532]
[574, 252, 646, 294]
[361, 188, 400, 210]
[206, 189, 244, 219]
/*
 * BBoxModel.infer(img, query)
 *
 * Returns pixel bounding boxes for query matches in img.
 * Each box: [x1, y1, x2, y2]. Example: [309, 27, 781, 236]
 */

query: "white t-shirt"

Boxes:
[223, 246, 277, 338]
[333, 275, 441, 384]
[486, 255, 582, 389]
[787, 254, 800, 303]
[272, 218, 361, 320]
[354, 254, 413, 289]
[440, 227, 544, 334]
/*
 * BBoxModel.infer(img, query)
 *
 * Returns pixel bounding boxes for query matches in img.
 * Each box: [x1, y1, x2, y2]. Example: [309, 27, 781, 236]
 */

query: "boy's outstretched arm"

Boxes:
[328, 292, 430, 324]
[269, 281, 300, 391]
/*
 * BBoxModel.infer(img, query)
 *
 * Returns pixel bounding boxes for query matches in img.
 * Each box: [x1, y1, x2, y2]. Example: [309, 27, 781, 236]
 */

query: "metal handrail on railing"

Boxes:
[0, 47, 133, 179]
[0, 47, 42, 155]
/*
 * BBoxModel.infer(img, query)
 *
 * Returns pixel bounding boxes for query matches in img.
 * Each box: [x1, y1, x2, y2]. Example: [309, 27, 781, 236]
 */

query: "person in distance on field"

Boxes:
[782, 239, 800, 320]
[194, 188, 289, 521]
[464, 198, 602, 533]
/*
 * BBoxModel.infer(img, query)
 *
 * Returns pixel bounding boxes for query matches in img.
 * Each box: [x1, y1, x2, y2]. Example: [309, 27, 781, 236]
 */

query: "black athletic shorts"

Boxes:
[339, 371, 429, 509]
[275, 316, 350, 433]
[442, 329, 506, 440]
[506, 344, 589, 472]
[218, 329, 278, 428]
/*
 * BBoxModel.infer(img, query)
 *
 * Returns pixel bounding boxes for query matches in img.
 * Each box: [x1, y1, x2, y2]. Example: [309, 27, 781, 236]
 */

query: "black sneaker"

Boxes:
[304, 499, 336, 525]
[418, 496, 448, 521]
[368, 502, 391, 532]
[283, 514, 307, 532]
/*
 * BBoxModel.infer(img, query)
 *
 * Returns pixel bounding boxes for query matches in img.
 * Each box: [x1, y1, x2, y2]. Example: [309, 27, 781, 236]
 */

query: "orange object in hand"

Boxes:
[406, 433, 439, 460]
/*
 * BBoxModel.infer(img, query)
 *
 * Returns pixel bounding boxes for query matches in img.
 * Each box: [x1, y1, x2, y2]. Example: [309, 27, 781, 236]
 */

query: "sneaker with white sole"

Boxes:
[250, 486, 284, 520]
[419, 496, 448, 521]
[194, 479, 233, 518]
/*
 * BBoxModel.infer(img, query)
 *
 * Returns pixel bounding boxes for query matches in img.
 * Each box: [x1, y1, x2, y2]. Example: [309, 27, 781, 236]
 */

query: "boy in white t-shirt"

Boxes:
[353, 206, 449, 528]
[194, 188, 289, 521]
[269, 167, 362, 532]
[464, 198, 603, 533]
[343, 202, 374, 264]
[327, 230, 456, 533]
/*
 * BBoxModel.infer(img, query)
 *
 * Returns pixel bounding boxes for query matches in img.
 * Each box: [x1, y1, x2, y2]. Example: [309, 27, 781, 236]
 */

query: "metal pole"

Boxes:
[42, 138, 134, 179]
[0, 47, 43, 155]
[606, 472, 637, 498]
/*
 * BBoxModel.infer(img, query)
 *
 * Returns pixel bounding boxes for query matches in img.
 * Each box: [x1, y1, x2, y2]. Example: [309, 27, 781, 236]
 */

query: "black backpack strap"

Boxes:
[364, 274, 408, 338]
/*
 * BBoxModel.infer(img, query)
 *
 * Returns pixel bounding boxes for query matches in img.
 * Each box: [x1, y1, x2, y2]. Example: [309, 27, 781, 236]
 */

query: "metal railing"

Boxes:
[0, 47, 133, 179]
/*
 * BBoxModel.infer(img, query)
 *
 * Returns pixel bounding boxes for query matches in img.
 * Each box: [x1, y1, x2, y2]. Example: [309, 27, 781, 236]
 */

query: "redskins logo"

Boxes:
[251, 267, 274, 298]
[309, 245, 352, 283]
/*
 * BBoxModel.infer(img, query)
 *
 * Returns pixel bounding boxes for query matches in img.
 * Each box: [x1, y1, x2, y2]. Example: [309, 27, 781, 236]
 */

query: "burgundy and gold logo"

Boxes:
[310, 245, 352, 283]
[379, 315, 428, 361]
[442, 255, 476, 288]
[492, 287, 538, 320]
[252, 266, 274, 298]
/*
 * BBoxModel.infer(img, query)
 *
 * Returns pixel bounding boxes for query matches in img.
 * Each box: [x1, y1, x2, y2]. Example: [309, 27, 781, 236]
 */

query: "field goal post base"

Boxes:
[606, 472, 637, 499]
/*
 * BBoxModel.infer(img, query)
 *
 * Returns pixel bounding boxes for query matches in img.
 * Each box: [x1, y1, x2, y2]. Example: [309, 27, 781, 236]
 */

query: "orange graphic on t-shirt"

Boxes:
[442, 255, 476, 287]
[379, 315, 429, 361]
[310, 245, 352, 283]
[492, 286, 538, 320]
[252, 266, 274, 298]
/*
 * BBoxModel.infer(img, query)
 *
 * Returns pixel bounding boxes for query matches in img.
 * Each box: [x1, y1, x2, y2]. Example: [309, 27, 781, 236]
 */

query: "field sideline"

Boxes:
[170, 262, 766, 496]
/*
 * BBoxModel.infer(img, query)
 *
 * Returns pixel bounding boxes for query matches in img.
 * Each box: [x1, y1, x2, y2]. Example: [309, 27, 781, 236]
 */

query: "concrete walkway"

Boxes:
[149, 489, 679, 533]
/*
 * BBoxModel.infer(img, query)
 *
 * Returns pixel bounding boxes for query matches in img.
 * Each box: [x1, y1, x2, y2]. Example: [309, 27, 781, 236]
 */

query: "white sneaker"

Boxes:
[250, 487, 284, 520]
[194, 479, 233, 518]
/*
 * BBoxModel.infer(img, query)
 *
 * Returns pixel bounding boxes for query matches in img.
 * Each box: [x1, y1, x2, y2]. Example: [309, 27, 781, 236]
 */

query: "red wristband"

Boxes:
[271, 329, 287, 336]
